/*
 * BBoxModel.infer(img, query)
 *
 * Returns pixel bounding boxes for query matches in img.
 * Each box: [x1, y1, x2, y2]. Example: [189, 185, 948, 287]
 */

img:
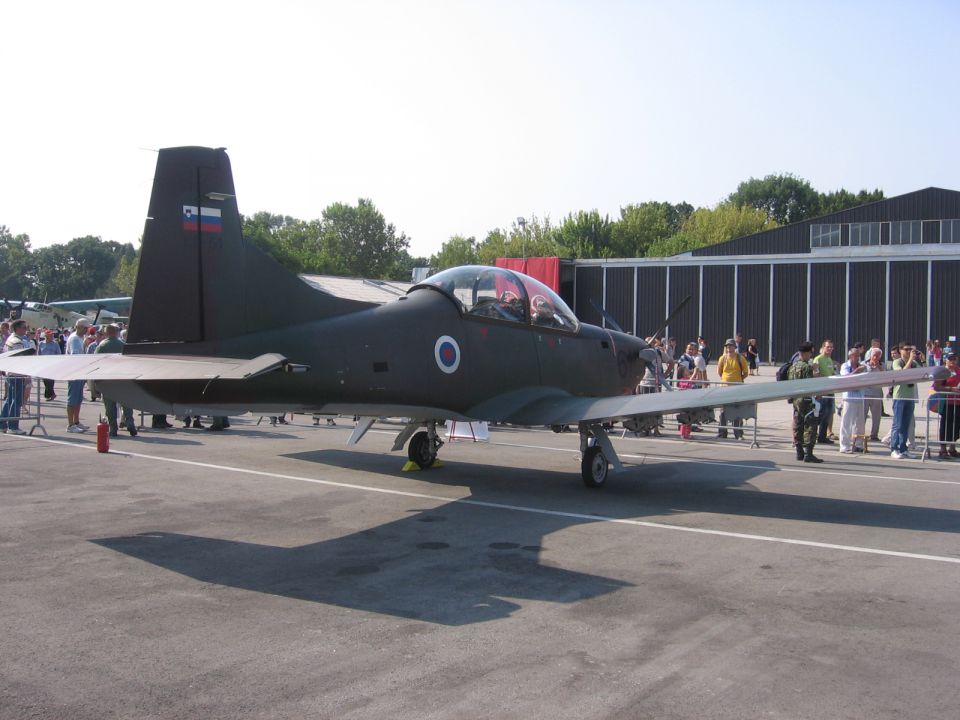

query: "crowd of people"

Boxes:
[641, 333, 960, 463]
[0, 317, 231, 437]
[4, 319, 960, 461]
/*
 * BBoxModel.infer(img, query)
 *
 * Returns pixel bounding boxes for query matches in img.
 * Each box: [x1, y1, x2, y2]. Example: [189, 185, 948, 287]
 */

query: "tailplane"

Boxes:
[127, 147, 372, 350]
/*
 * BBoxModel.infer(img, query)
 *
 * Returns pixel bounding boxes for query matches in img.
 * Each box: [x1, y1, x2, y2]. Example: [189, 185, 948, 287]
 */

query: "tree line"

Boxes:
[429, 174, 884, 270]
[0, 174, 883, 300]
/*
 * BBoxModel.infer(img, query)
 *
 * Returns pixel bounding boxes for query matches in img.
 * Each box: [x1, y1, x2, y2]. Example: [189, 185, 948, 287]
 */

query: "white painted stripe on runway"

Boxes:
[8, 434, 960, 566]
[494, 441, 960, 486]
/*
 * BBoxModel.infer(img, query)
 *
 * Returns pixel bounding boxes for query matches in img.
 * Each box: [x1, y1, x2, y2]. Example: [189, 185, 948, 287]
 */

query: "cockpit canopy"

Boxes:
[412, 265, 580, 332]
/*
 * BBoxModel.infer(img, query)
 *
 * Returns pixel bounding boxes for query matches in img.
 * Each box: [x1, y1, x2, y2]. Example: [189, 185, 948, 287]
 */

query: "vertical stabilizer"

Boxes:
[127, 147, 372, 350]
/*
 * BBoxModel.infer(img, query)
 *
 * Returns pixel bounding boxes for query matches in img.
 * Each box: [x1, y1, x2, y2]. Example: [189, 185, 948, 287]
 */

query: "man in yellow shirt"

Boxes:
[716, 338, 749, 439]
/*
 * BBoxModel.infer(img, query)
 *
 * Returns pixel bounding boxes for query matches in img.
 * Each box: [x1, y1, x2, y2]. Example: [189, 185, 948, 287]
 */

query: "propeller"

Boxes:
[648, 294, 692, 343]
[589, 298, 624, 333]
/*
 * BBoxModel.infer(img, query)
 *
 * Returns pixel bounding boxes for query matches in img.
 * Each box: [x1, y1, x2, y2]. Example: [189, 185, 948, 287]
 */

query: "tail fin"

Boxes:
[128, 146, 372, 349]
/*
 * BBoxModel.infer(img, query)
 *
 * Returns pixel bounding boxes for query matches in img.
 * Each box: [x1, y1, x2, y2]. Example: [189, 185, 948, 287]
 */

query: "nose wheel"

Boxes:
[578, 423, 623, 488]
[408, 424, 443, 469]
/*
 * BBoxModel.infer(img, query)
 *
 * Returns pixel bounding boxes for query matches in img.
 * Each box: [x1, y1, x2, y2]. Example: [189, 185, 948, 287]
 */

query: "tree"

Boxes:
[0, 226, 32, 299]
[241, 212, 312, 272]
[818, 188, 885, 215]
[555, 210, 614, 259]
[28, 236, 135, 300]
[476, 216, 563, 263]
[389, 250, 430, 281]
[318, 199, 410, 278]
[107, 250, 140, 296]
[430, 235, 478, 270]
[646, 203, 774, 256]
[727, 174, 820, 225]
[609, 201, 693, 258]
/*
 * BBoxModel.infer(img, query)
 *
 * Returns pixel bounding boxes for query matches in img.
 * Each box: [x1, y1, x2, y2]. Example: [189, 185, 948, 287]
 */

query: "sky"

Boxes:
[2, 0, 958, 260]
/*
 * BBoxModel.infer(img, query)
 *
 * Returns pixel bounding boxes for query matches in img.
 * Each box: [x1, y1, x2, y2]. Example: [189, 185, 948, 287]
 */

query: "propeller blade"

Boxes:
[648, 294, 692, 341]
[589, 298, 624, 333]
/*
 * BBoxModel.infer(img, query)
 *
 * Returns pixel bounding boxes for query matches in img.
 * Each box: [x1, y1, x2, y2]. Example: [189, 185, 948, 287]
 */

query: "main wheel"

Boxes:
[581, 445, 608, 488]
[408, 430, 436, 469]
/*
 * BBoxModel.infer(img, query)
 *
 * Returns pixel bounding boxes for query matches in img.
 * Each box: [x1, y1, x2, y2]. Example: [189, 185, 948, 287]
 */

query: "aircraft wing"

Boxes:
[491, 366, 948, 426]
[0, 350, 291, 381]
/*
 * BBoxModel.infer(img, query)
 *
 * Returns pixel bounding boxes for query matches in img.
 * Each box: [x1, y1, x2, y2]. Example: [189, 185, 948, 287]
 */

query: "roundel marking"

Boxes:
[434, 335, 461, 374]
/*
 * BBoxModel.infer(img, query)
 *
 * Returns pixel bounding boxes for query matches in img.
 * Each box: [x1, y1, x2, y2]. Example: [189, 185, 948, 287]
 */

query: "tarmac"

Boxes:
[2, 367, 959, 719]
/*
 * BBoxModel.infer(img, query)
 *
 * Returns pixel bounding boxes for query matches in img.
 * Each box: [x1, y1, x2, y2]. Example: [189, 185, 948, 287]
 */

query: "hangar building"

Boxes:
[566, 187, 960, 362]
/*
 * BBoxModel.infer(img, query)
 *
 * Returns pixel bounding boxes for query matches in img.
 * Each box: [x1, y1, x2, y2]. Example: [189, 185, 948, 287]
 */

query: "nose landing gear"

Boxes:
[579, 423, 624, 488]
[407, 422, 444, 469]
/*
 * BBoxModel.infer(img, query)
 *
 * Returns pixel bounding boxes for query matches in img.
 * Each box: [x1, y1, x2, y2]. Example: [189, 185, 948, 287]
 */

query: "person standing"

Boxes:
[934, 352, 960, 459]
[862, 348, 885, 441]
[716, 339, 749, 439]
[94, 324, 137, 437]
[65, 318, 90, 433]
[813, 340, 837, 444]
[789, 342, 823, 463]
[698, 336, 711, 366]
[38, 329, 61, 400]
[0, 319, 31, 435]
[745, 338, 759, 376]
[890, 341, 920, 459]
[838, 347, 867, 453]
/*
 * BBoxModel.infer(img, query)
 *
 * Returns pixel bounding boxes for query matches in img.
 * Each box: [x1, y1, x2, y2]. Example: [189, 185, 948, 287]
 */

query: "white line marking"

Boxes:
[7, 434, 960, 566]
[494, 441, 960, 486]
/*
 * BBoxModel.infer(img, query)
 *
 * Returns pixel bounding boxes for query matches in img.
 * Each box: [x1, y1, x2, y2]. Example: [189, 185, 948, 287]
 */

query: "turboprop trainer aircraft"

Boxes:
[0, 147, 947, 487]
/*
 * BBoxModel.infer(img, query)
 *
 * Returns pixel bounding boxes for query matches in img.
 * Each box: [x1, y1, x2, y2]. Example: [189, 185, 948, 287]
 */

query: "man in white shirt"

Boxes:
[64, 318, 90, 433]
[1, 319, 31, 434]
[839, 347, 867, 453]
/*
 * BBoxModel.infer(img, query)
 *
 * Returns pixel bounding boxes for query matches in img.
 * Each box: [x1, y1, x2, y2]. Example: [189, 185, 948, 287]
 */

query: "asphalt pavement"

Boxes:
[1, 370, 958, 719]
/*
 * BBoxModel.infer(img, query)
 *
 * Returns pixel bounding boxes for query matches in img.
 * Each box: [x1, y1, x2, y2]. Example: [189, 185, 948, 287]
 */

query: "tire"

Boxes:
[408, 430, 436, 469]
[581, 445, 608, 488]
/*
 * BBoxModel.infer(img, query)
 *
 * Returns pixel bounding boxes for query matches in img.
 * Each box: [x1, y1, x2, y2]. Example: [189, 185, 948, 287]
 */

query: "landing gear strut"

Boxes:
[408, 422, 444, 469]
[579, 423, 624, 488]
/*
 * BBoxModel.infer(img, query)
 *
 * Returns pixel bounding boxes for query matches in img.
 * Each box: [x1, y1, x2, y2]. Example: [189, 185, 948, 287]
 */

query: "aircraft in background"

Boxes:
[0, 147, 946, 487]
[2, 299, 86, 330]
[49, 296, 133, 324]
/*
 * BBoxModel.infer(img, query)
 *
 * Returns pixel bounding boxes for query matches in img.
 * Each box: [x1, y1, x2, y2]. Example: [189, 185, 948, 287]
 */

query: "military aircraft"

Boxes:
[0, 146, 946, 487]
[49, 296, 133, 324]
[2, 299, 86, 330]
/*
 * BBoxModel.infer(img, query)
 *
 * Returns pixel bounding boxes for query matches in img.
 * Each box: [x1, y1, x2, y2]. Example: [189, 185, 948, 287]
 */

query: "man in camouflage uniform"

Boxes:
[789, 341, 823, 463]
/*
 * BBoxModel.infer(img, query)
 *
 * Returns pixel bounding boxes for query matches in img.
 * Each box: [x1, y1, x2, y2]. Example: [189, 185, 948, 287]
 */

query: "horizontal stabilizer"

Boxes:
[0, 350, 290, 382]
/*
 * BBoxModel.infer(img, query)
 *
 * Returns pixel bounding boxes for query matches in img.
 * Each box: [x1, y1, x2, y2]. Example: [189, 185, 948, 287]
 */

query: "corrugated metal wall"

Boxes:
[889, 262, 928, 346]
[574, 266, 603, 326]
[772, 264, 807, 361]
[702, 266, 734, 346]
[809, 263, 846, 349]
[668, 266, 700, 346]
[848, 263, 886, 346]
[573, 258, 952, 362]
[604, 267, 634, 332]
[636, 266, 666, 338]
[931, 260, 960, 342]
[736, 264, 770, 362]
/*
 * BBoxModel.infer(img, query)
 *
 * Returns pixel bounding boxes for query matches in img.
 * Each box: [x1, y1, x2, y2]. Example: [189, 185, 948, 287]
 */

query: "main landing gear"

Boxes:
[407, 422, 444, 469]
[578, 423, 624, 488]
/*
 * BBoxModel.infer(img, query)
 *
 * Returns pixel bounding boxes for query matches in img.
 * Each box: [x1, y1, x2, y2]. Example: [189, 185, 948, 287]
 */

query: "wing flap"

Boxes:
[0, 350, 289, 381]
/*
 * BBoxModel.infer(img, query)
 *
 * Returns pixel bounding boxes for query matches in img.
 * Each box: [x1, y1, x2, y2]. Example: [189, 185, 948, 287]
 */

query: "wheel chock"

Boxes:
[401, 460, 444, 472]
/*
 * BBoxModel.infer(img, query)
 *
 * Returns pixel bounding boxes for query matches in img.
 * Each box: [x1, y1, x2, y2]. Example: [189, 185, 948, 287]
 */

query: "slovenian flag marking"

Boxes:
[183, 205, 223, 233]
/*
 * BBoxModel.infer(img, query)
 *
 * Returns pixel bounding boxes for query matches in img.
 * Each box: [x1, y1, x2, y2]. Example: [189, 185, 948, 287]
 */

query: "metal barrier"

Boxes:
[0, 376, 48, 436]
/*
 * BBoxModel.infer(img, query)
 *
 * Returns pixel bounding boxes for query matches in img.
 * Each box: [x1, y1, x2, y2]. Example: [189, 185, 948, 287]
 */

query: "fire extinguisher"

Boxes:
[97, 416, 110, 453]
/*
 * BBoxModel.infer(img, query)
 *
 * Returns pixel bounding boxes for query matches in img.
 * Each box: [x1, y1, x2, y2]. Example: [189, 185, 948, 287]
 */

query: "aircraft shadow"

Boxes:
[92, 445, 960, 626]
[287, 448, 960, 535]
[93, 501, 632, 626]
